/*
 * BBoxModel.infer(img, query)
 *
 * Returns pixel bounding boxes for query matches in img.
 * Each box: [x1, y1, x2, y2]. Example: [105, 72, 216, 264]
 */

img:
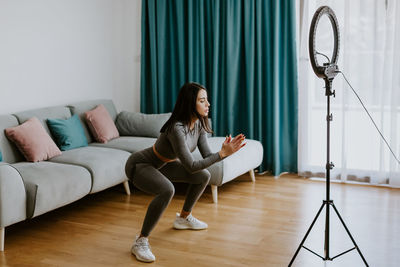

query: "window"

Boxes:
[297, 0, 400, 185]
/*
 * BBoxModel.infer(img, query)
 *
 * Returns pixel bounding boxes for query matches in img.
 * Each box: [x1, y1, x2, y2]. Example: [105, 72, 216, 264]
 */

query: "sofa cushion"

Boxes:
[12, 161, 91, 218]
[0, 115, 24, 163]
[84, 104, 119, 143]
[5, 117, 62, 162]
[13, 106, 72, 136]
[115, 111, 171, 138]
[49, 146, 130, 193]
[89, 136, 156, 153]
[47, 114, 88, 151]
[68, 99, 118, 143]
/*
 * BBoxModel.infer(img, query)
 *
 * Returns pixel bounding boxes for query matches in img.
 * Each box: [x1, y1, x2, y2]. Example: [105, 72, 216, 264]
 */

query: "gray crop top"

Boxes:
[153, 121, 222, 173]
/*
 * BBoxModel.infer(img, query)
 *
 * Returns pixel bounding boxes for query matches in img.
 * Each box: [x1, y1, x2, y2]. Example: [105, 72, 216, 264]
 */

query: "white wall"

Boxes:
[0, 0, 141, 114]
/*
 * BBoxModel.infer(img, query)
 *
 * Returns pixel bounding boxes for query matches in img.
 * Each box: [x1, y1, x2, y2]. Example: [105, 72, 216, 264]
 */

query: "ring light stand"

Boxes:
[289, 6, 368, 266]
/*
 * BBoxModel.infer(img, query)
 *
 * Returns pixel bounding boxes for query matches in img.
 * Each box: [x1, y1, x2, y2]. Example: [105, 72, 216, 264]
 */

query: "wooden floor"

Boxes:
[2, 173, 399, 266]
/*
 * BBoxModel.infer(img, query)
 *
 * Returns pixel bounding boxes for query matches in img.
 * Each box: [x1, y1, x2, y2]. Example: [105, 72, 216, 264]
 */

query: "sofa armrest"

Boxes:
[0, 163, 27, 227]
[193, 137, 263, 186]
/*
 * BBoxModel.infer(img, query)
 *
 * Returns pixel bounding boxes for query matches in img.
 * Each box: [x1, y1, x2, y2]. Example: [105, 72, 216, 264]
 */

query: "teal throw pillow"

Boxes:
[47, 115, 88, 151]
[0, 149, 2, 162]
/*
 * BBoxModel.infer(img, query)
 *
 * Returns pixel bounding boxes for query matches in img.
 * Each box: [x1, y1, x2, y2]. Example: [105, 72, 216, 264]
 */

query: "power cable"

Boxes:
[337, 70, 400, 165]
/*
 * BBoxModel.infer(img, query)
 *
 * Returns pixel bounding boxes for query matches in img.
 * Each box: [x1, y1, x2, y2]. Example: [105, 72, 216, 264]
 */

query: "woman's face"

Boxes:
[196, 89, 210, 117]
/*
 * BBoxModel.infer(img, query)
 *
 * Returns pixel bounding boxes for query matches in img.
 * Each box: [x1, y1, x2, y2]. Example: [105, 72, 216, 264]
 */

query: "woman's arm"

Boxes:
[198, 129, 246, 159]
[197, 129, 214, 158]
[168, 124, 221, 173]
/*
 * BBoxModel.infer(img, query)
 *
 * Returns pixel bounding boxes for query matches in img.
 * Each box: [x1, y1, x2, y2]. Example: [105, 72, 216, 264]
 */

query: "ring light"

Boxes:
[308, 6, 340, 80]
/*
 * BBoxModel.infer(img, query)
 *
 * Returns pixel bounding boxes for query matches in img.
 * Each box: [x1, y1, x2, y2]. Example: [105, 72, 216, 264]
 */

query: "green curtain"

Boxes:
[141, 0, 298, 175]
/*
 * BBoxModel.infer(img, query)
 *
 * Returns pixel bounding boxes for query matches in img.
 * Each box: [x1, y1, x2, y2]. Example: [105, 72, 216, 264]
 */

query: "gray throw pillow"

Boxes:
[116, 111, 171, 138]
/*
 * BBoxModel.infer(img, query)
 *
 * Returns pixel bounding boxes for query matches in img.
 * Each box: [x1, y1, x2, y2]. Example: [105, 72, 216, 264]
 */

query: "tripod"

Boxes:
[288, 74, 369, 266]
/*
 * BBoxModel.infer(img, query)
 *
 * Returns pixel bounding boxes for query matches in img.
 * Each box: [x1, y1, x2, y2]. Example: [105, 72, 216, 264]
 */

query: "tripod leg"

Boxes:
[289, 202, 326, 266]
[331, 203, 369, 266]
[324, 200, 330, 260]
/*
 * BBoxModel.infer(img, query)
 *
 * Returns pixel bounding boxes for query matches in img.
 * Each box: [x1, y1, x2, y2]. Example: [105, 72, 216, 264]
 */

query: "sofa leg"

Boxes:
[249, 169, 256, 182]
[0, 227, 4, 251]
[123, 181, 131, 195]
[211, 185, 218, 203]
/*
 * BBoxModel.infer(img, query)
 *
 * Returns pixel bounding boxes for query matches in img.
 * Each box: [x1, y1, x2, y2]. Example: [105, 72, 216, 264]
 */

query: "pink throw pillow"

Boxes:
[5, 117, 62, 162]
[84, 104, 119, 143]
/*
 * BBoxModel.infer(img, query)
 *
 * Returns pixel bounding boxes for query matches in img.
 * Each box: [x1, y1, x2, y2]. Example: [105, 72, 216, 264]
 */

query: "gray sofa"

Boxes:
[0, 99, 263, 251]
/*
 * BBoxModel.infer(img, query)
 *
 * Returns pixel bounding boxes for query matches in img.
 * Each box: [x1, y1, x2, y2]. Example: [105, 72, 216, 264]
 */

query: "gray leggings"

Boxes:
[125, 148, 211, 237]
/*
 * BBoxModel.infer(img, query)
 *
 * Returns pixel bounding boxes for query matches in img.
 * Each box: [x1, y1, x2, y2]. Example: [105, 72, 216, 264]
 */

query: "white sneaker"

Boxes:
[131, 236, 155, 263]
[173, 213, 208, 230]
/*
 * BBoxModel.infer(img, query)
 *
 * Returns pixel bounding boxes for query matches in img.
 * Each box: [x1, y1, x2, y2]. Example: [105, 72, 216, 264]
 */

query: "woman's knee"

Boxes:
[197, 169, 211, 184]
[160, 183, 175, 201]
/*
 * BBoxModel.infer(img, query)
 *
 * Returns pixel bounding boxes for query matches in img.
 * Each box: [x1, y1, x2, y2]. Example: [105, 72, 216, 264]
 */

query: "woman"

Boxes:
[125, 82, 246, 262]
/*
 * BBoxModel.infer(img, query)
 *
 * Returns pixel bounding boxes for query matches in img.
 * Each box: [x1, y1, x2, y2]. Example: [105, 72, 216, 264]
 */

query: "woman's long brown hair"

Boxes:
[160, 82, 213, 134]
